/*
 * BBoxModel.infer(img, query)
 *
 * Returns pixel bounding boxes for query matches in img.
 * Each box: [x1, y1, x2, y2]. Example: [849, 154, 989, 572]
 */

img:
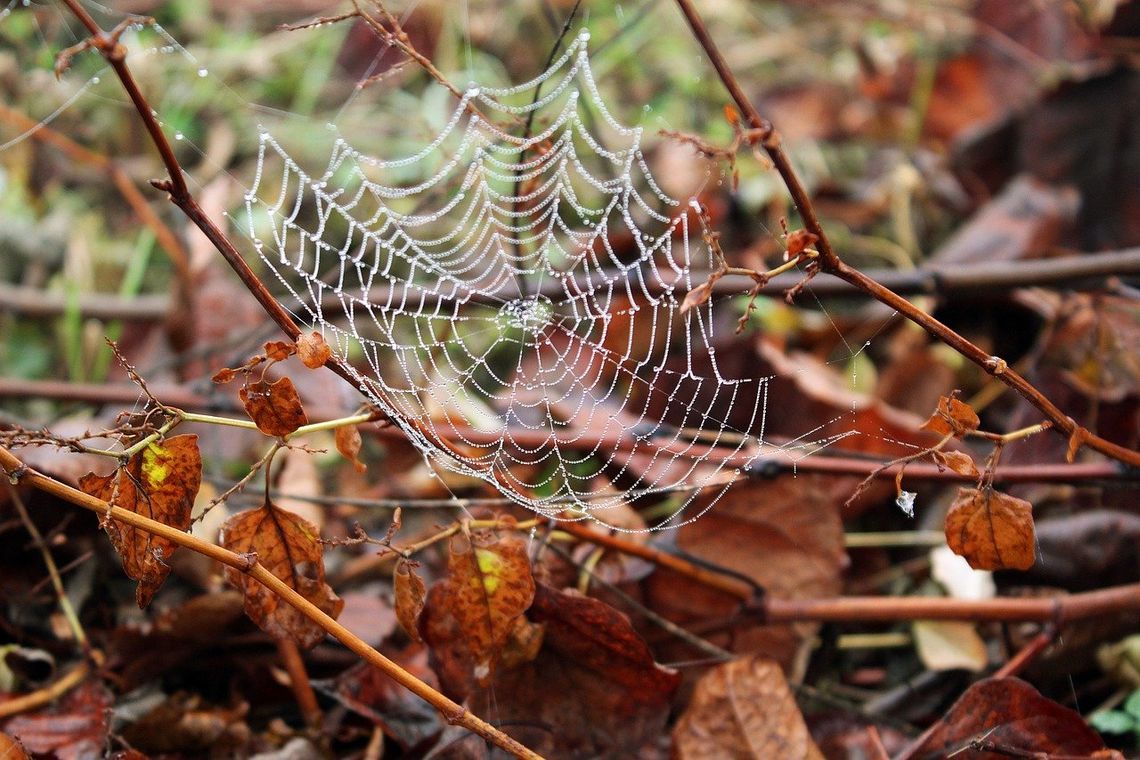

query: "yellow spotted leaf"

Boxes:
[945, 487, 1036, 571]
[239, 377, 308, 438]
[419, 528, 535, 689]
[220, 499, 343, 649]
[78, 435, 201, 608]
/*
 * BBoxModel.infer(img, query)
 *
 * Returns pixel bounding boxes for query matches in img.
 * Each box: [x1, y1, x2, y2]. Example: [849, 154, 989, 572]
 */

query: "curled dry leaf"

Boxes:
[418, 527, 535, 690]
[906, 677, 1109, 758]
[393, 558, 426, 643]
[78, 434, 201, 608]
[239, 377, 308, 438]
[335, 424, 367, 473]
[921, 395, 981, 438]
[679, 278, 717, 315]
[2, 679, 112, 760]
[945, 487, 1036, 571]
[211, 367, 237, 384]
[932, 449, 980, 477]
[296, 331, 332, 369]
[263, 340, 295, 362]
[220, 499, 343, 649]
[673, 656, 824, 760]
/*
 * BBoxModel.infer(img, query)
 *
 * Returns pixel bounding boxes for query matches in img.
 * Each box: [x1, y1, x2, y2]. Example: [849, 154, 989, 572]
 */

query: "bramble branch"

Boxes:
[671, 0, 1140, 469]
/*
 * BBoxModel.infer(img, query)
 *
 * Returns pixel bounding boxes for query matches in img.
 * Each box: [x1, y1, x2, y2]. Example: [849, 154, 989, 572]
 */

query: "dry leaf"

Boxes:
[922, 395, 981, 438]
[0, 732, 29, 760]
[2, 680, 112, 760]
[220, 499, 343, 649]
[645, 475, 846, 672]
[464, 584, 680, 757]
[263, 340, 295, 362]
[945, 487, 1036, 571]
[296, 331, 332, 369]
[211, 367, 237, 384]
[393, 558, 426, 643]
[907, 677, 1109, 758]
[912, 620, 989, 672]
[934, 449, 980, 477]
[419, 529, 535, 689]
[79, 435, 201, 608]
[239, 377, 308, 438]
[679, 280, 715, 315]
[674, 656, 824, 760]
[335, 424, 367, 473]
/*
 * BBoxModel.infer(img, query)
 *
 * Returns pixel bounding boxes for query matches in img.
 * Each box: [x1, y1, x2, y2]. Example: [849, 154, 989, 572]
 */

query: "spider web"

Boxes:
[242, 30, 851, 526]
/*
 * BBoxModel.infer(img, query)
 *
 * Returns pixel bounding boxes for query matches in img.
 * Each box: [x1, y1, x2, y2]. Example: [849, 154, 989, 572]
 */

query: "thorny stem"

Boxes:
[0, 446, 545, 760]
[672, 0, 1140, 469]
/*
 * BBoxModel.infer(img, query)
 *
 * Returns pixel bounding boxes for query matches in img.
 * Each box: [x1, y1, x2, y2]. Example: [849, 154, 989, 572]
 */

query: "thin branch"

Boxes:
[0, 446, 544, 760]
[671, 0, 1140, 468]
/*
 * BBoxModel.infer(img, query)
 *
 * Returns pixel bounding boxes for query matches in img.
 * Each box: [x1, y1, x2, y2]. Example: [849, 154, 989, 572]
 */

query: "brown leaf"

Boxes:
[464, 584, 680, 757]
[120, 692, 249, 755]
[296, 331, 332, 369]
[906, 677, 1108, 758]
[679, 280, 714, 315]
[393, 558, 426, 643]
[263, 340, 295, 362]
[2, 680, 112, 760]
[335, 424, 367, 473]
[211, 367, 238, 384]
[933, 450, 980, 477]
[644, 475, 846, 672]
[220, 499, 343, 649]
[922, 395, 981, 438]
[673, 656, 824, 760]
[239, 377, 308, 438]
[419, 528, 535, 688]
[78, 435, 201, 608]
[945, 487, 1036, 571]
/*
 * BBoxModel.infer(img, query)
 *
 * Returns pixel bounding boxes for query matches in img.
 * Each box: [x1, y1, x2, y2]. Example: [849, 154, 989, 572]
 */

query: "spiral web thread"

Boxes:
[244, 30, 850, 528]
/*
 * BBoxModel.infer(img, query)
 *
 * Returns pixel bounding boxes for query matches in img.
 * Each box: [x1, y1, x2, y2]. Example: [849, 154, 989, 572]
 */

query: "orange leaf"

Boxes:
[78, 434, 201, 608]
[239, 377, 308, 437]
[921, 395, 981, 438]
[674, 656, 824, 759]
[211, 367, 238, 384]
[263, 340, 295, 362]
[419, 528, 535, 688]
[723, 103, 741, 127]
[944, 487, 1036, 570]
[296, 331, 332, 369]
[393, 558, 426, 644]
[933, 450, 980, 477]
[335, 424, 366, 473]
[219, 499, 343, 649]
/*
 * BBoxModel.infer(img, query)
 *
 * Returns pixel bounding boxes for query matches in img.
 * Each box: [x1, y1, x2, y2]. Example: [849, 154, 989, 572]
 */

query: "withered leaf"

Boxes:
[220, 499, 343, 649]
[645, 475, 846, 672]
[335, 424, 366, 473]
[673, 656, 824, 760]
[679, 279, 715, 315]
[945, 487, 1036, 571]
[263, 340, 295, 362]
[393, 558, 426, 643]
[239, 377, 308, 438]
[296, 331, 332, 369]
[906, 677, 1109, 758]
[211, 367, 238, 384]
[2, 679, 112, 760]
[933, 449, 980, 477]
[922, 395, 981, 438]
[463, 584, 680, 757]
[419, 529, 535, 689]
[78, 434, 201, 608]
[0, 732, 29, 760]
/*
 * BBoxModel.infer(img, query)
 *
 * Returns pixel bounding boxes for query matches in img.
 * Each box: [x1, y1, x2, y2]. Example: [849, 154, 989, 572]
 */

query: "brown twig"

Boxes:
[275, 637, 322, 730]
[671, 0, 1140, 469]
[992, 626, 1056, 679]
[0, 446, 544, 760]
[0, 658, 95, 719]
